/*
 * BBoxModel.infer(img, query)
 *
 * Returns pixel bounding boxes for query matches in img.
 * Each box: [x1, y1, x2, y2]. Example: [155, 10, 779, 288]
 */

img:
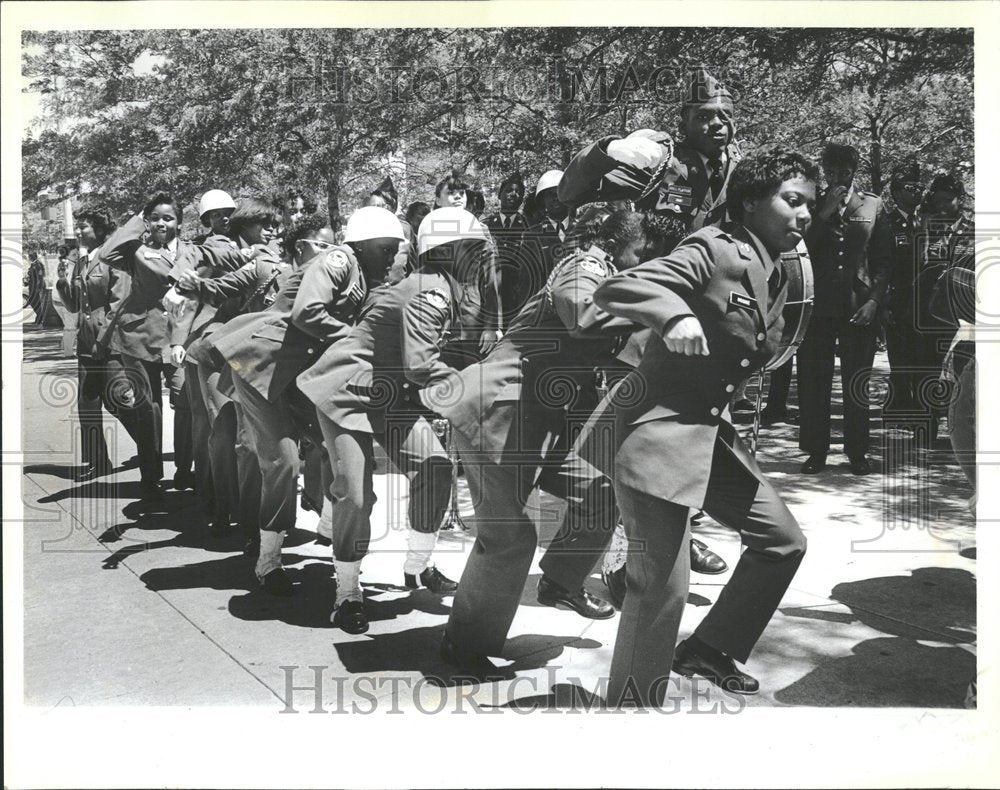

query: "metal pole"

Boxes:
[749, 370, 765, 457]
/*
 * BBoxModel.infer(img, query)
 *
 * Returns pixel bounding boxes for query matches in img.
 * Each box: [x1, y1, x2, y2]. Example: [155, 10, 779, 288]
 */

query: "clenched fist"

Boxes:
[662, 315, 710, 356]
[606, 129, 670, 170]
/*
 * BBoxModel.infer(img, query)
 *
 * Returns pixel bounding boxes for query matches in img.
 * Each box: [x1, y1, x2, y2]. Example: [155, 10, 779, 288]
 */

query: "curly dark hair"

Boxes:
[142, 192, 182, 223]
[273, 189, 319, 215]
[76, 206, 116, 240]
[726, 146, 820, 222]
[567, 208, 690, 259]
[283, 212, 331, 256]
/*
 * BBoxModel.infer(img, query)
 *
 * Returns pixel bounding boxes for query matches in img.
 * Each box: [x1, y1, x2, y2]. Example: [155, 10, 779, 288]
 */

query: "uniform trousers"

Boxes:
[119, 355, 186, 483]
[765, 357, 794, 413]
[197, 362, 237, 520]
[949, 352, 976, 487]
[446, 405, 618, 657]
[913, 329, 955, 422]
[883, 311, 922, 415]
[796, 315, 877, 459]
[230, 376, 310, 535]
[609, 440, 806, 707]
[316, 409, 450, 563]
[76, 354, 139, 468]
[185, 360, 211, 494]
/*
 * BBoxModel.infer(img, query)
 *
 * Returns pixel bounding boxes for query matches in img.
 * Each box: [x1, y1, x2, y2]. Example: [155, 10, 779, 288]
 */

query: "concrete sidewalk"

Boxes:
[19, 326, 977, 711]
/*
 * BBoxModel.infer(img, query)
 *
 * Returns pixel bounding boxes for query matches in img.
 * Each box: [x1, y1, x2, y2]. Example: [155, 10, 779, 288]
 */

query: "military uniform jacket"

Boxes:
[297, 266, 462, 434]
[517, 220, 573, 305]
[211, 246, 368, 403]
[167, 233, 244, 353]
[915, 214, 975, 332]
[56, 244, 132, 358]
[483, 211, 530, 256]
[173, 243, 286, 365]
[559, 136, 738, 230]
[886, 208, 921, 317]
[438, 248, 634, 463]
[580, 224, 788, 509]
[805, 188, 891, 319]
[100, 218, 245, 361]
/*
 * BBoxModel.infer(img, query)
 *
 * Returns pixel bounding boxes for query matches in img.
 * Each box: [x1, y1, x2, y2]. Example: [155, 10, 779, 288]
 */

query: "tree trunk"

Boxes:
[326, 175, 342, 235]
[869, 116, 883, 194]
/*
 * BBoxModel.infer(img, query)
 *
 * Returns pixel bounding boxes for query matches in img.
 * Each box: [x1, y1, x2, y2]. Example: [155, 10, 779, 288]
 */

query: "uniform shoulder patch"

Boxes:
[420, 287, 450, 310]
[325, 249, 351, 269]
[577, 255, 607, 276]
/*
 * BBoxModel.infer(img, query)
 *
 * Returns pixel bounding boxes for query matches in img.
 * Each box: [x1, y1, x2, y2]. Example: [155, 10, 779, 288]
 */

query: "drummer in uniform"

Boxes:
[583, 145, 815, 705]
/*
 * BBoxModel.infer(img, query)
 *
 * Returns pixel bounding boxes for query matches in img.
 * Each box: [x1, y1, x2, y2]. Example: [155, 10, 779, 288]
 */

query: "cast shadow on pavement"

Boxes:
[331, 624, 601, 687]
[772, 566, 976, 707]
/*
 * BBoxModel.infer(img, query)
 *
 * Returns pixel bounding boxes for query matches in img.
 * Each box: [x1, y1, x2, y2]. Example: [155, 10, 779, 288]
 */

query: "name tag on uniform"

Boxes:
[664, 184, 693, 207]
[848, 216, 871, 223]
[895, 234, 909, 246]
[729, 292, 757, 312]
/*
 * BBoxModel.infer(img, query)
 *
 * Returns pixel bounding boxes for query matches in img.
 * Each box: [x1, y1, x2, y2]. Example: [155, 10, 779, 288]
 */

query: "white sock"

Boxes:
[317, 497, 333, 540]
[403, 529, 438, 575]
[333, 559, 363, 607]
[255, 530, 285, 581]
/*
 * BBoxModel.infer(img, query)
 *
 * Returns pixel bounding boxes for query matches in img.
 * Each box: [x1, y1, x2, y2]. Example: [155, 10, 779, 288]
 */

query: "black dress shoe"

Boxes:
[259, 567, 295, 597]
[173, 469, 196, 490]
[300, 492, 321, 514]
[440, 633, 510, 680]
[691, 538, 728, 575]
[800, 454, 827, 474]
[404, 565, 458, 593]
[672, 638, 759, 695]
[139, 480, 164, 500]
[849, 455, 872, 476]
[331, 599, 368, 634]
[74, 461, 112, 482]
[121, 455, 140, 470]
[732, 398, 756, 413]
[601, 566, 627, 609]
[759, 407, 787, 425]
[537, 576, 615, 620]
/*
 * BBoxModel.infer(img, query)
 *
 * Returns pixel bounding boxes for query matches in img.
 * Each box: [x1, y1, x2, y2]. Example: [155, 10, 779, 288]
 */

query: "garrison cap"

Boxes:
[684, 67, 735, 115]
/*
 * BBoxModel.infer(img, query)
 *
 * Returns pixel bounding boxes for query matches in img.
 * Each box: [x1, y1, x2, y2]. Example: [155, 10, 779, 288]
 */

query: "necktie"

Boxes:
[503, 215, 511, 230]
[707, 156, 724, 201]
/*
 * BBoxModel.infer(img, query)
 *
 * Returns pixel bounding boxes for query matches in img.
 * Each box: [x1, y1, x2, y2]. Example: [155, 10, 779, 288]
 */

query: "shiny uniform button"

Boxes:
[756, 332, 766, 341]
[710, 407, 720, 417]
[307, 348, 315, 355]
[740, 359, 750, 368]
[725, 384, 735, 393]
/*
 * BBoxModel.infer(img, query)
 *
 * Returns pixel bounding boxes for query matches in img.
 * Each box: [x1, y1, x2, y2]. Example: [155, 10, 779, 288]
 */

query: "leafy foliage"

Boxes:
[22, 27, 973, 234]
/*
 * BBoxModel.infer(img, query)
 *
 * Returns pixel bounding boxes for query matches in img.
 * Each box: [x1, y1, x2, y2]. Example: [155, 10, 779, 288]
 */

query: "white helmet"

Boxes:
[417, 207, 489, 255]
[343, 206, 406, 243]
[535, 169, 564, 196]
[198, 189, 236, 219]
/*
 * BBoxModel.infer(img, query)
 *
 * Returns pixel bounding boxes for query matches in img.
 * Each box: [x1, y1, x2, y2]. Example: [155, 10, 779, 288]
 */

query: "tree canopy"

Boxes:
[22, 26, 973, 246]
